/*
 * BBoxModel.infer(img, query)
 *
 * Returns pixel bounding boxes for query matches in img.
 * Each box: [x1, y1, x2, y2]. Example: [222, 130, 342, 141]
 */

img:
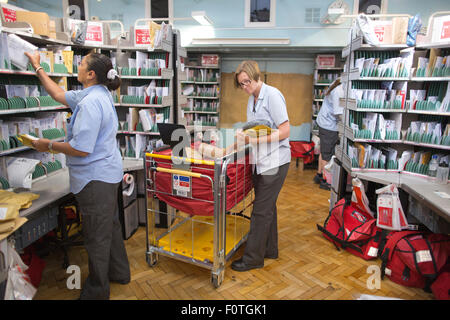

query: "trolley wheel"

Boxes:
[211, 270, 224, 288]
[146, 252, 158, 267]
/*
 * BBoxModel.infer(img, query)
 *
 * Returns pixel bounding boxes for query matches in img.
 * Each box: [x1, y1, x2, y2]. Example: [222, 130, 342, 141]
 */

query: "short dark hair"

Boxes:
[86, 53, 121, 91]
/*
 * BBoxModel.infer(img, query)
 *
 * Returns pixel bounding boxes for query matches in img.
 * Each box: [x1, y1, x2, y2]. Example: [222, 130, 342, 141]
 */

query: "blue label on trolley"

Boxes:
[172, 174, 192, 198]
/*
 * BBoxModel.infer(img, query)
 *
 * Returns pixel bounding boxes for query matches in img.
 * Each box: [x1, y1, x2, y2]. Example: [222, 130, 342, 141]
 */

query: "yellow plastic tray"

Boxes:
[158, 215, 250, 263]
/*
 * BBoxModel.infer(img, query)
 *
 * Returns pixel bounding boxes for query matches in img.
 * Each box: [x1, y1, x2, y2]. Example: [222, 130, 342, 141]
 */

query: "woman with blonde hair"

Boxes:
[227, 60, 290, 272]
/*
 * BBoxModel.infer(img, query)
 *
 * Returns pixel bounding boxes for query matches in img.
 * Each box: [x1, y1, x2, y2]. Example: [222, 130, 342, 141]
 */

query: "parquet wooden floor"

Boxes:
[33, 163, 434, 300]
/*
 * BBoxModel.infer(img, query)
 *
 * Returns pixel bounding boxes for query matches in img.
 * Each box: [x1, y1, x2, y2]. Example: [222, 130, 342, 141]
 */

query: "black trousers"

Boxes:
[242, 162, 290, 265]
[74, 180, 130, 300]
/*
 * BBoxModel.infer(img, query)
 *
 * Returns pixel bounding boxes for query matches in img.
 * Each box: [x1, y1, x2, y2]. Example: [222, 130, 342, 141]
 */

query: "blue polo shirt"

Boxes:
[247, 82, 291, 174]
[316, 84, 344, 132]
[65, 85, 123, 194]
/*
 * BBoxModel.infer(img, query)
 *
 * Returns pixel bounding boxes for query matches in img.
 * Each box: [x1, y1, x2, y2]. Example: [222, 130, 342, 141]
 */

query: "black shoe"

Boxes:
[231, 258, 263, 272]
[319, 180, 331, 191]
[313, 173, 323, 184]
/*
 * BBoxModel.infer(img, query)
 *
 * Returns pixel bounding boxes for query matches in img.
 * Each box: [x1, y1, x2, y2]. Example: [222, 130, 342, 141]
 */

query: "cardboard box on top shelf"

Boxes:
[15, 11, 51, 37]
[392, 17, 409, 44]
[49, 19, 57, 39]
[51, 18, 71, 42]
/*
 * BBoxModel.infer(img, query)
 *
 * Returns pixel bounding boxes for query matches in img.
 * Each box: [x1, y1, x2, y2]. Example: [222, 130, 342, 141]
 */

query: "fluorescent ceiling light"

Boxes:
[191, 38, 290, 45]
[191, 11, 213, 26]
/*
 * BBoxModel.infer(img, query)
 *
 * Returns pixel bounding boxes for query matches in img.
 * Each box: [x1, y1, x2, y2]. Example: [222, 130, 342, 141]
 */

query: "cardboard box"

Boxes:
[392, 17, 409, 44]
[15, 11, 50, 37]
[49, 19, 57, 39]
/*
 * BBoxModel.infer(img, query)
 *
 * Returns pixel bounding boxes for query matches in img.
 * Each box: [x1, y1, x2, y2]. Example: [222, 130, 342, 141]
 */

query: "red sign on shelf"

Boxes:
[86, 25, 102, 42]
[2, 7, 17, 22]
[135, 27, 150, 46]
[316, 55, 335, 68]
[84, 22, 103, 45]
[441, 21, 450, 40]
[201, 54, 219, 67]
[374, 26, 386, 42]
[432, 15, 450, 43]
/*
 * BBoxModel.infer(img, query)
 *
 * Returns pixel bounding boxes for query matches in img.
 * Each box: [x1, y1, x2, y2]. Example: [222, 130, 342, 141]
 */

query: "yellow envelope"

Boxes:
[17, 134, 59, 154]
[0, 190, 40, 209]
[244, 125, 273, 137]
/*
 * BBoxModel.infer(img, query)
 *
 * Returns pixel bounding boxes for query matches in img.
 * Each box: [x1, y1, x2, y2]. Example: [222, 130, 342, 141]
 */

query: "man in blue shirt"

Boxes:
[314, 78, 343, 190]
[26, 51, 130, 300]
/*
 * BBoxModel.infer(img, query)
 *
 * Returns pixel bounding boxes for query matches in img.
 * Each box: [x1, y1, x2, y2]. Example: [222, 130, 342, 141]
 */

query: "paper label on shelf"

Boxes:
[172, 174, 191, 198]
[84, 22, 103, 46]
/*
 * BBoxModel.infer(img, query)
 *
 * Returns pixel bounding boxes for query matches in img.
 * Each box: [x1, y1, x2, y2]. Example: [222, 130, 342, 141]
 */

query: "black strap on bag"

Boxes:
[403, 235, 438, 292]
[322, 198, 348, 228]
[316, 197, 360, 253]
[316, 224, 365, 254]
[379, 231, 423, 280]
[317, 200, 346, 252]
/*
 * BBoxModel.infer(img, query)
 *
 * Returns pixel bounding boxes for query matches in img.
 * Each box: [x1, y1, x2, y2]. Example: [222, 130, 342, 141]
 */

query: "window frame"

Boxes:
[353, 0, 388, 15]
[244, 0, 276, 28]
[147, 0, 173, 24]
[305, 7, 321, 24]
[62, 0, 90, 20]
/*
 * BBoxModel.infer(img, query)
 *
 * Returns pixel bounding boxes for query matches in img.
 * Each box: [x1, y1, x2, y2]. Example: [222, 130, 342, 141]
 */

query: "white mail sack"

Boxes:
[375, 184, 408, 231]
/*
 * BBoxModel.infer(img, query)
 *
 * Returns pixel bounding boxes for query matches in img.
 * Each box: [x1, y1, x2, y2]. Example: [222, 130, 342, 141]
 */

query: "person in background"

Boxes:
[25, 51, 130, 300]
[313, 77, 344, 190]
[226, 60, 291, 272]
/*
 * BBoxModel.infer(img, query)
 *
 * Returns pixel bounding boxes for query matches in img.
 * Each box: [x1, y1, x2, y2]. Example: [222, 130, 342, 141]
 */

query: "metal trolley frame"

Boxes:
[144, 147, 253, 288]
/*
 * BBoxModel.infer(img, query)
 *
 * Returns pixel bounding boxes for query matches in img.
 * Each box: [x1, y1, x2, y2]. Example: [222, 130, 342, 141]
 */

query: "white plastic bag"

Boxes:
[4, 241, 36, 300]
[375, 184, 408, 231]
[351, 178, 374, 217]
[356, 14, 380, 46]
[323, 155, 336, 185]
